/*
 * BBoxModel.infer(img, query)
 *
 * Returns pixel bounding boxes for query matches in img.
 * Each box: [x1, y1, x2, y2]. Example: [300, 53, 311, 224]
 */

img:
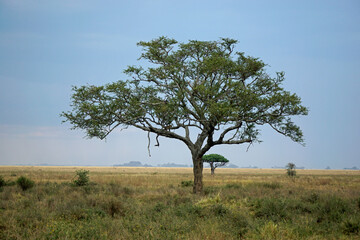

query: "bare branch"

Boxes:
[133, 121, 193, 149]
[155, 134, 160, 147]
[222, 138, 252, 145]
[147, 132, 151, 157]
[216, 122, 242, 143]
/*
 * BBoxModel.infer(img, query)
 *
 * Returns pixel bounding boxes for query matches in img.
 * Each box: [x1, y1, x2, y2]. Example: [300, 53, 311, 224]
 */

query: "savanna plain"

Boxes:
[0, 166, 359, 239]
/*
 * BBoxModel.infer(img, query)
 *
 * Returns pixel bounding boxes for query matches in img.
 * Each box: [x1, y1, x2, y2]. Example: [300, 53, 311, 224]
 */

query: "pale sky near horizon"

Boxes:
[0, 0, 359, 169]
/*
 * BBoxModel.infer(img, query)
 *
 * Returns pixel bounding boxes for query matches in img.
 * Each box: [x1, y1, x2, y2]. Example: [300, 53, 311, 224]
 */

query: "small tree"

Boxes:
[203, 154, 229, 175]
[286, 162, 296, 177]
[73, 169, 90, 186]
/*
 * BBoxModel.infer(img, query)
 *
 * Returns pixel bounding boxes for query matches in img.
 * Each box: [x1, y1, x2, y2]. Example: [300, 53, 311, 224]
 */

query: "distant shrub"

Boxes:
[73, 169, 90, 186]
[286, 162, 296, 177]
[0, 176, 5, 188]
[16, 176, 35, 191]
[180, 180, 193, 187]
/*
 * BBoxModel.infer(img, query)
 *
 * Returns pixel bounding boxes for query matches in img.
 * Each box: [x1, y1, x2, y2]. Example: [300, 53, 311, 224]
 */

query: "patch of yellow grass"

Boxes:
[1, 166, 359, 192]
[0, 166, 359, 239]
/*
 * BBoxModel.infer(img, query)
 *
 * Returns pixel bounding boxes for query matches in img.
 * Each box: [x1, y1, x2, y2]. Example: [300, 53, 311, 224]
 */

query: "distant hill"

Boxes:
[240, 165, 258, 169]
[271, 166, 305, 169]
[223, 163, 239, 168]
[157, 163, 189, 167]
[113, 162, 240, 168]
[113, 161, 190, 167]
[113, 161, 153, 167]
[344, 166, 359, 170]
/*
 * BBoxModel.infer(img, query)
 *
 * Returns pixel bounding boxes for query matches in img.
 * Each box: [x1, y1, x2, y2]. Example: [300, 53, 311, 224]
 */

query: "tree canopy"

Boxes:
[61, 36, 308, 193]
[203, 154, 229, 164]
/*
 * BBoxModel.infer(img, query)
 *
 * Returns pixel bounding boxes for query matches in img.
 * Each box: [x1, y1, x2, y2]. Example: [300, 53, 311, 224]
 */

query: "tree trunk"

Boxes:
[192, 157, 203, 194]
[209, 162, 215, 175]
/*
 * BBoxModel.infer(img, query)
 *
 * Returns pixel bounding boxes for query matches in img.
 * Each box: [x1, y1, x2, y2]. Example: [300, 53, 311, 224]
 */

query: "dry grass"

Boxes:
[1, 166, 359, 188]
[2, 166, 359, 176]
[1, 166, 359, 239]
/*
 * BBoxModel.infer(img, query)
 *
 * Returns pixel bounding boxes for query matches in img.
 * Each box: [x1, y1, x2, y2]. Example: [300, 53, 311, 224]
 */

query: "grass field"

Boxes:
[0, 166, 359, 239]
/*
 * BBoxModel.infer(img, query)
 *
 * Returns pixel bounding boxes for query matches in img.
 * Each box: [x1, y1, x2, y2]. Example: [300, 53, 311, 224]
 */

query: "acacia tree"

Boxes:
[203, 154, 229, 175]
[61, 37, 308, 194]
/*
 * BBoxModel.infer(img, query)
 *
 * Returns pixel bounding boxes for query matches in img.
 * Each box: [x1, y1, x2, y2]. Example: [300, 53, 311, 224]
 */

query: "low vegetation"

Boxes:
[16, 176, 35, 191]
[73, 169, 90, 186]
[0, 175, 5, 188]
[0, 166, 359, 239]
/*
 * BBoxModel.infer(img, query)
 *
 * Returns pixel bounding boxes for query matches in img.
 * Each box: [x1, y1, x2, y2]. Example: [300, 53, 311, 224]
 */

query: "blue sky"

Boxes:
[0, 0, 359, 169]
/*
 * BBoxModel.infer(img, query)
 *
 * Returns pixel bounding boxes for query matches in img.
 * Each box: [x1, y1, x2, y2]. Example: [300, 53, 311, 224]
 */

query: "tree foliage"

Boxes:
[61, 36, 308, 193]
[203, 154, 229, 163]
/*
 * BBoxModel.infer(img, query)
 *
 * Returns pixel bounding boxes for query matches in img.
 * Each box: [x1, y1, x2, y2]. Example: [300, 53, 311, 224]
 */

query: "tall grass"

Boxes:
[0, 167, 359, 239]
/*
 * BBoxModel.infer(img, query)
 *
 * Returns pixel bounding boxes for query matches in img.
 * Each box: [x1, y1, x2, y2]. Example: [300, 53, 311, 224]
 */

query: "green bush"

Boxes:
[73, 169, 90, 186]
[105, 198, 126, 218]
[314, 196, 350, 223]
[16, 176, 35, 191]
[180, 180, 193, 187]
[174, 202, 203, 217]
[250, 198, 289, 222]
[343, 219, 360, 235]
[0, 176, 5, 188]
[212, 204, 228, 217]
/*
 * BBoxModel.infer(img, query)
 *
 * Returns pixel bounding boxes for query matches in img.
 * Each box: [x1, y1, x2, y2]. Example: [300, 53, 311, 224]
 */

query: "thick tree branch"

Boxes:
[133, 121, 193, 149]
[216, 122, 243, 143]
